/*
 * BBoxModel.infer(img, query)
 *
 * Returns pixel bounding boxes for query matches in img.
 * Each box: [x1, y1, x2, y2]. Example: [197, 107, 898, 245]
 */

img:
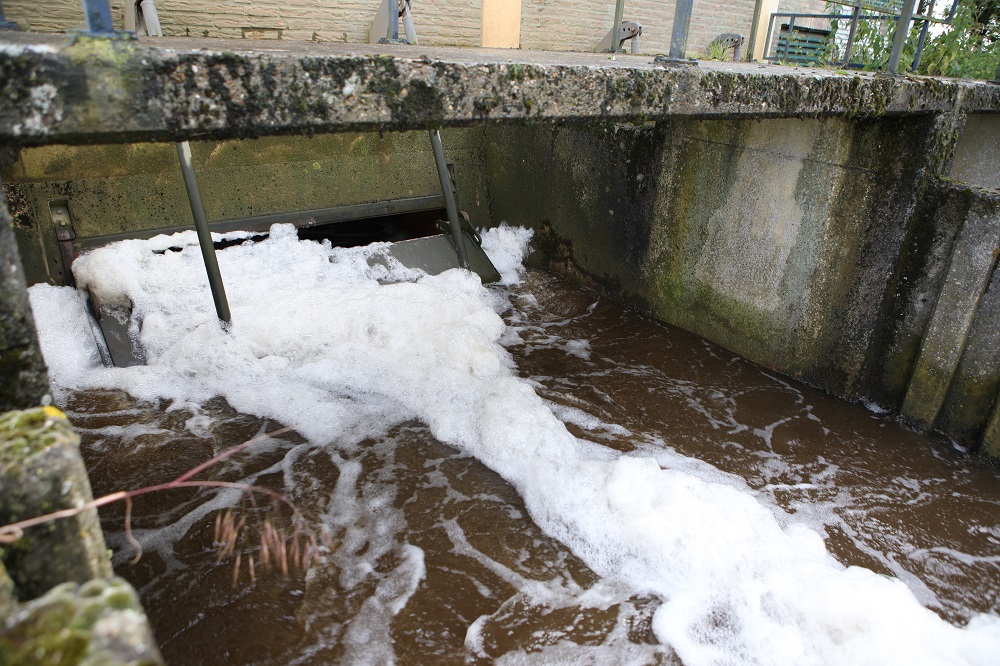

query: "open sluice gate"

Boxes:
[70, 131, 501, 368]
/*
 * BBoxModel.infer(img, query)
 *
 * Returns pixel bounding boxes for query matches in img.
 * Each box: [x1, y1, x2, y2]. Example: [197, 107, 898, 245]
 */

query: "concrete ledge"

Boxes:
[2, 33, 998, 146]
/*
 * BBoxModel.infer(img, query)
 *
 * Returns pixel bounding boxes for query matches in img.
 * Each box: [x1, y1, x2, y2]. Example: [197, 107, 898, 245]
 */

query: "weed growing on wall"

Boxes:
[0, 421, 332, 586]
[919, 0, 1000, 78]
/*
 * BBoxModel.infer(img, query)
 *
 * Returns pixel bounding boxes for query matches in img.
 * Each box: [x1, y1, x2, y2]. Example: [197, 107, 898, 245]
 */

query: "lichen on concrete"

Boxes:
[0, 407, 112, 600]
[1, 33, 999, 147]
[0, 576, 164, 665]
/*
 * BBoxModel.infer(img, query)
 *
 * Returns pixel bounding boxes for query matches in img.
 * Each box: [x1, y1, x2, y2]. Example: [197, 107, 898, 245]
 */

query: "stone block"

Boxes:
[0, 577, 164, 665]
[0, 408, 112, 601]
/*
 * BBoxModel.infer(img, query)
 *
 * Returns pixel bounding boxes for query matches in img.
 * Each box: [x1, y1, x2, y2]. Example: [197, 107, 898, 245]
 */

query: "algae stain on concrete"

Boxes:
[693, 120, 814, 314]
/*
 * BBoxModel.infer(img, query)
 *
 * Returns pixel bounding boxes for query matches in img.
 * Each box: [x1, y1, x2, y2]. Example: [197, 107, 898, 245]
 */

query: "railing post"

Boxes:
[387, 0, 399, 41]
[843, 4, 860, 67]
[0, 0, 21, 30]
[81, 0, 115, 36]
[668, 0, 694, 60]
[611, 0, 625, 53]
[783, 15, 796, 61]
[886, 0, 917, 73]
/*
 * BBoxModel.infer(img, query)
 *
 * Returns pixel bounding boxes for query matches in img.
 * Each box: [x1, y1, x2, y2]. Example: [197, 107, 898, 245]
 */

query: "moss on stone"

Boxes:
[0, 578, 163, 666]
[0, 407, 74, 469]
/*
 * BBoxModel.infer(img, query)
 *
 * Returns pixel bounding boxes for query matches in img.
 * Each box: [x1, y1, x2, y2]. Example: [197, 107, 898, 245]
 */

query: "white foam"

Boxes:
[28, 224, 1000, 664]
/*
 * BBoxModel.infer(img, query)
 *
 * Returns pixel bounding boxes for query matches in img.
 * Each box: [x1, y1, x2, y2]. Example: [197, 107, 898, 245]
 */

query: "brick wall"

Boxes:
[5, 0, 761, 55]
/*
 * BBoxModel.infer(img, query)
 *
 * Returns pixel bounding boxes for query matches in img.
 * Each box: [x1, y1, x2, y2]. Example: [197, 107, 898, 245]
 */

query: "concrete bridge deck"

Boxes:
[2, 32, 999, 146]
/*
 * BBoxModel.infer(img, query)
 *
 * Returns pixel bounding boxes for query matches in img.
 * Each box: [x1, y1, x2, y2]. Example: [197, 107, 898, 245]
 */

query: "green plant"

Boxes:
[919, 0, 1000, 78]
[823, 0, 1000, 78]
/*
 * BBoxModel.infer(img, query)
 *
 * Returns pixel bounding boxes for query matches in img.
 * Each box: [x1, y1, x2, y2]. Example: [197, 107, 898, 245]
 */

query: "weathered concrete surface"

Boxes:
[0, 408, 112, 600]
[0, 577, 164, 665]
[2, 33, 999, 146]
[950, 114, 1000, 190]
[487, 116, 937, 401]
[901, 185, 1000, 433]
[3, 128, 490, 285]
[0, 180, 49, 410]
[902, 189, 1000, 429]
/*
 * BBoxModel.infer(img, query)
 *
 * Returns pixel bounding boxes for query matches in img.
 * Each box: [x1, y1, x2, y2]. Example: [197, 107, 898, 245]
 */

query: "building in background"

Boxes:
[4, 0, 832, 58]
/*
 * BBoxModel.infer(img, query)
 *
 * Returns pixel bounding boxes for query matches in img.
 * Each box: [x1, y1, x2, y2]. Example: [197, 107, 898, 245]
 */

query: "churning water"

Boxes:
[27, 225, 1000, 665]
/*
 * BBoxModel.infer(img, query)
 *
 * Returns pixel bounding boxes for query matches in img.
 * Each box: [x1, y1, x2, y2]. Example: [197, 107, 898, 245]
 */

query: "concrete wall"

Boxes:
[483, 110, 1000, 456]
[4, 129, 490, 285]
[4, 0, 765, 55]
[0, 183, 49, 411]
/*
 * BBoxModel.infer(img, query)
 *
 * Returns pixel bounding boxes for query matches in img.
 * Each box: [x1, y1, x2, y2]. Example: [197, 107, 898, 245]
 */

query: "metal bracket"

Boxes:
[49, 200, 78, 287]
[596, 21, 642, 54]
[73, 0, 136, 40]
[370, 0, 418, 45]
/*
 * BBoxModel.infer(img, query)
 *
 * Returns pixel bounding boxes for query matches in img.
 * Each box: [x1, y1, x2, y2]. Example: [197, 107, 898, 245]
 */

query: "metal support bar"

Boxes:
[611, 0, 625, 53]
[0, 0, 21, 30]
[886, 0, 917, 74]
[82, 0, 115, 36]
[176, 141, 232, 328]
[387, 0, 399, 41]
[843, 5, 860, 66]
[401, 1, 417, 44]
[911, 0, 936, 71]
[428, 130, 469, 271]
[668, 0, 694, 60]
[783, 16, 796, 61]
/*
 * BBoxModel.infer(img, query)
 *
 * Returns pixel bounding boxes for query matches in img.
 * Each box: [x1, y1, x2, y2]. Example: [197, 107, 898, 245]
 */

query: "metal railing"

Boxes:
[763, 0, 959, 72]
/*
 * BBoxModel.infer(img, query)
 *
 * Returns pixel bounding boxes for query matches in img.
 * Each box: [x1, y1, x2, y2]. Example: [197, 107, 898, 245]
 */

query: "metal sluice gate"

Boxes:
[51, 0, 502, 367]
[81, 132, 502, 368]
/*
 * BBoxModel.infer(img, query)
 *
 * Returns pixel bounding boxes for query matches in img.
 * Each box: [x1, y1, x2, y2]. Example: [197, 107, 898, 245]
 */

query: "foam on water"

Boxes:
[28, 224, 1000, 665]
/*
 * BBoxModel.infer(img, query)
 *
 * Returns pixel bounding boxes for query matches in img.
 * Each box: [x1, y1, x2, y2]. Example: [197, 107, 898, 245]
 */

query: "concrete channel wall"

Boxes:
[1, 34, 999, 461]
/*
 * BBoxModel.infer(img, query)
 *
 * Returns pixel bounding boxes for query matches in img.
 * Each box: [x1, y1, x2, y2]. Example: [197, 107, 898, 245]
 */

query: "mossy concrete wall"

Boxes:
[0, 408, 164, 664]
[487, 116, 932, 397]
[0, 181, 49, 410]
[4, 128, 489, 285]
[0, 408, 112, 599]
[484, 113, 1000, 456]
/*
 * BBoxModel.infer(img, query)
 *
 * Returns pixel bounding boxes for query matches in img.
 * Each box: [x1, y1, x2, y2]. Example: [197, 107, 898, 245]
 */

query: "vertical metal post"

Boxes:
[387, 0, 399, 41]
[176, 141, 232, 328]
[401, 1, 418, 44]
[783, 16, 796, 61]
[887, 0, 917, 73]
[911, 0, 936, 71]
[1, 0, 21, 30]
[428, 130, 469, 271]
[611, 0, 625, 52]
[763, 14, 776, 61]
[82, 0, 115, 35]
[843, 5, 861, 67]
[668, 0, 694, 60]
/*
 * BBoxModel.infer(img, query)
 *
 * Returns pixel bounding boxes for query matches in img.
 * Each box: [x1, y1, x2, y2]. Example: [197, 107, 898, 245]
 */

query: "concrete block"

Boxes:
[902, 190, 1000, 431]
[951, 114, 1000, 190]
[0, 577, 164, 665]
[0, 189, 49, 411]
[0, 408, 112, 601]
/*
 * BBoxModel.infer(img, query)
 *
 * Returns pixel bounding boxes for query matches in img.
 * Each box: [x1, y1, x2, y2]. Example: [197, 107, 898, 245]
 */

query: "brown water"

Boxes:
[67, 269, 1000, 664]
